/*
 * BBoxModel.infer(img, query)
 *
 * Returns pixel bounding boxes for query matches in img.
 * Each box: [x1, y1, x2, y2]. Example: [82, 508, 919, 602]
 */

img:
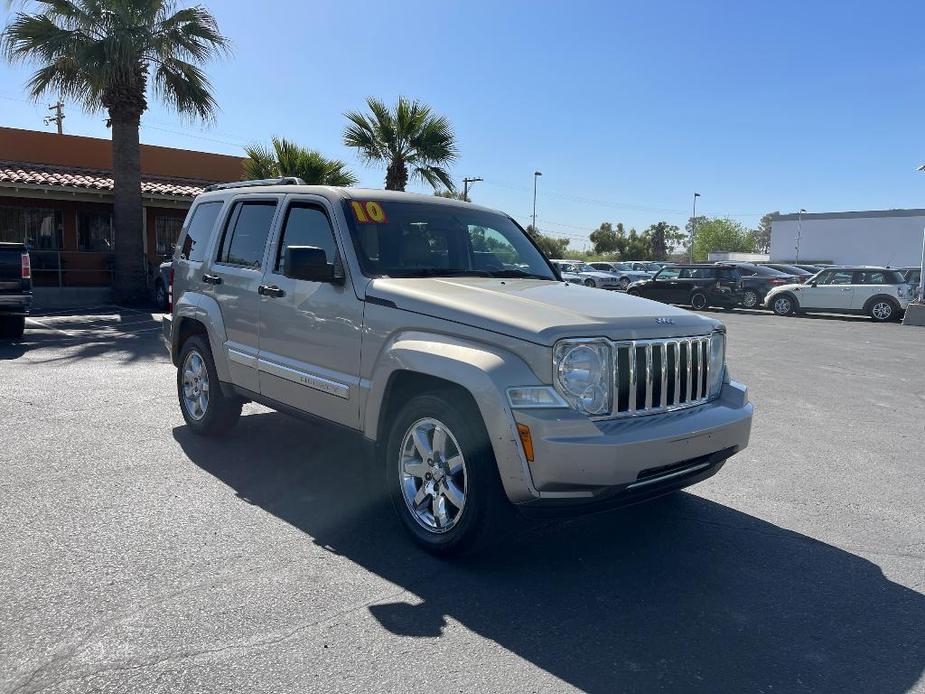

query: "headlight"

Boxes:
[707, 330, 726, 397]
[553, 340, 612, 415]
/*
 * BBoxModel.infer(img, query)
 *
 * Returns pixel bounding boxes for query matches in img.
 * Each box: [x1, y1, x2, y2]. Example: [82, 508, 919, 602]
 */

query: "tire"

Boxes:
[0, 316, 25, 339]
[154, 280, 168, 312]
[177, 335, 242, 435]
[619, 276, 630, 291]
[771, 294, 796, 316]
[384, 391, 510, 555]
[690, 292, 708, 311]
[583, 278, 596, 288]
[627, 288, 640, 297]
[868, 298, 899, 322]
[741, 289, 760, 309]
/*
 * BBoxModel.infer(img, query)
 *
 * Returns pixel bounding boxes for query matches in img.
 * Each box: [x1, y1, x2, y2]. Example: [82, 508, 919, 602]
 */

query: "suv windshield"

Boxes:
[342, 200, 556, 280]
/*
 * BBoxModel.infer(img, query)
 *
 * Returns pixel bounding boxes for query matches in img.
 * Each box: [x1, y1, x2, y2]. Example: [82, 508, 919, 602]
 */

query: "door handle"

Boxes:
[201, 273, 222, 285]
[258, 284, 286, 298]
[841, 288, 852, 291]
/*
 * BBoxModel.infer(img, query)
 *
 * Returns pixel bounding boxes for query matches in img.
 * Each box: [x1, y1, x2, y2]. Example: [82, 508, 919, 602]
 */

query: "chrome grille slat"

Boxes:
[659, 343, 668, 409]
[611, 335, 714, 419]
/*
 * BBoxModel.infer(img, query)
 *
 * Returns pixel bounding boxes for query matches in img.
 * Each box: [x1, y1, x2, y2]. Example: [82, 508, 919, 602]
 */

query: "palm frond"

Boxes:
[244, 138, 357, 186]
[152, 56, 217, 120]
[414, 165, 455, 192]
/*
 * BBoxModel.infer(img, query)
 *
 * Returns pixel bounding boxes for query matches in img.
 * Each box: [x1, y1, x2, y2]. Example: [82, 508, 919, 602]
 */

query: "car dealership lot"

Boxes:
[1, 308, 923, 693]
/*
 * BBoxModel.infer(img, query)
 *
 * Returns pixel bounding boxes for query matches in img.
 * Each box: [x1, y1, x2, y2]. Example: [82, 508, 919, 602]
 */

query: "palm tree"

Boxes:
[2, 1, 229, 302]
[343, 96, 458, 192]
[243, 137, 357, 186]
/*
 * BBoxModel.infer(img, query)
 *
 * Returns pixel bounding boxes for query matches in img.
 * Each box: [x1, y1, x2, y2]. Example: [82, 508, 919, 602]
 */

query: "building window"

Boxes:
[0, 206, 63, 249]
[78, 211, 113, 252]
[155, 216, 183, 257]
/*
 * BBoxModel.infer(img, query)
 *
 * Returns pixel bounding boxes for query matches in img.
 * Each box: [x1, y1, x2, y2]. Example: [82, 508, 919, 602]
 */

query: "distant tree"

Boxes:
[244, 137, 356, 185]
[646, 221, 683, 260]
[525, 224, 569, 258]
[691, 217, 755, 261]
[343, 96, 457, 191]
[590, 222, 618, 255]
[434, 189, 470, 202]
[754, 211, 778, 254]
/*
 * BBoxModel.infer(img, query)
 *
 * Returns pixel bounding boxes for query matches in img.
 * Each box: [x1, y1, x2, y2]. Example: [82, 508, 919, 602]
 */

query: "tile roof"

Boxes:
[0, 161, 214, 198]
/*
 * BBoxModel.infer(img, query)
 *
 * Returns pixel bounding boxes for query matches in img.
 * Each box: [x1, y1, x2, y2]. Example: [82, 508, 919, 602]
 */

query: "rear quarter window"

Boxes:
[179, 201, 224, 262]
[858, 270, 905, 284]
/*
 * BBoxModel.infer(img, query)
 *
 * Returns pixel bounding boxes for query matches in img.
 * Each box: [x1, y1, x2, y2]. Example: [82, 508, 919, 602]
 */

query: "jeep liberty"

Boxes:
[163, 178, 753, 553]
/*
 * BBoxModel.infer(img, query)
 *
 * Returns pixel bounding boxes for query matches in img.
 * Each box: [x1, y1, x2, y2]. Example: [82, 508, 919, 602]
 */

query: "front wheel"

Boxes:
[619, 277, 630, 291]
[385, 391, 509, 555]
[177, 335, 242, 435]
[772, 294, 796, 316]
[690, 292, 708, 311]
[583, 278, 596, 288]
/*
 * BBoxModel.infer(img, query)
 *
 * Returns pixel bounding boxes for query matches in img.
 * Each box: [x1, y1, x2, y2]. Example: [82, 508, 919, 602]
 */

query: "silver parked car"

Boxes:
[163, 179, 753, 554]
[550, 260, 622, 289]
[589, 261, 652, 290]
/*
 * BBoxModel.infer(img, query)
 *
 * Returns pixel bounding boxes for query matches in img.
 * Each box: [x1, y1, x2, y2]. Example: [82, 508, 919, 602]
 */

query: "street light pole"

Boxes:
[795, 208, 806, 263]
[690, 192, 700, 263]
[462, 176, 482, 201]
[532, 171, 542, 231]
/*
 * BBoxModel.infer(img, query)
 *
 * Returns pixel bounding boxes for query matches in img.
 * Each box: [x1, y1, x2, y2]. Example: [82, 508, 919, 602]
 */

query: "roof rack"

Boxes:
[203, 177, 306, 193]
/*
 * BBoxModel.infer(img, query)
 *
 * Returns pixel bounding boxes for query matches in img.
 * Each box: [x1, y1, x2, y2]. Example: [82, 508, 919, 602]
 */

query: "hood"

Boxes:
[366, 277, 721, 346]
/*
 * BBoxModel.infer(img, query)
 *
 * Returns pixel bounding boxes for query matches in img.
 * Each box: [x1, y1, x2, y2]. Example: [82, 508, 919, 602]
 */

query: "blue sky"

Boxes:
[1, 0, 923, 249]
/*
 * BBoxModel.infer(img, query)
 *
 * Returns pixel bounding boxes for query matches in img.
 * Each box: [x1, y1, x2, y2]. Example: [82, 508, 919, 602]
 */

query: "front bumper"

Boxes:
[0, 293, 32, 316]
[511, 380, 752, 506]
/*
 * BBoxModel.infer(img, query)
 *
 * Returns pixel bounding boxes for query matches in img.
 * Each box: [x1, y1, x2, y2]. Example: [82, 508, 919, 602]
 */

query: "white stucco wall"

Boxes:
[770, 211, 925, 265]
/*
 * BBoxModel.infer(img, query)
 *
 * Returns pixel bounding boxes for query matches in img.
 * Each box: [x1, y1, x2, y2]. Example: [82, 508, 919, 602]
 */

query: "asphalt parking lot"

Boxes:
[1, 307, 923, 693]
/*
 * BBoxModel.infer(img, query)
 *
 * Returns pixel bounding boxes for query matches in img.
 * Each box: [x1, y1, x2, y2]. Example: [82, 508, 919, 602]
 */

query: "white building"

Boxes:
[771, 209, 925, 266]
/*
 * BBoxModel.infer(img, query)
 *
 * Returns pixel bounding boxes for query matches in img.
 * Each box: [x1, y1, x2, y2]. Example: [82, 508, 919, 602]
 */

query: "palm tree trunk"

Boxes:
[385, 159, 408, 191]
[110, 110, 146, 304]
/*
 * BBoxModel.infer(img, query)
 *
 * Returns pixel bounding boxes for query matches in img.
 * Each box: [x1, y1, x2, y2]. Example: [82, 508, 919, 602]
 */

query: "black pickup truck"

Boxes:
[0, 242, 32, 338]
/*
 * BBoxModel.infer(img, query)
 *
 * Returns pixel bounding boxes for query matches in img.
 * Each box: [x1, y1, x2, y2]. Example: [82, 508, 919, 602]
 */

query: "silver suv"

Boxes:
[163, 179, 752, 554]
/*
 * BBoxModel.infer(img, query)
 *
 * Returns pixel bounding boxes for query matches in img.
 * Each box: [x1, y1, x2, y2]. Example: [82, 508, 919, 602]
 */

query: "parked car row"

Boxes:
[624, 261, 914, 322]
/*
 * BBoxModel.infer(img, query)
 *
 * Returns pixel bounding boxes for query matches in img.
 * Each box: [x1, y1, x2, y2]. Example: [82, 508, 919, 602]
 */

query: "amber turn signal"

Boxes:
[516, 423, 534, 462]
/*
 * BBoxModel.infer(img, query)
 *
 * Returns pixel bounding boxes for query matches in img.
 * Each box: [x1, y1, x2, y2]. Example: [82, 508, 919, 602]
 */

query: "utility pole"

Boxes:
[462, 177, 482, 201]
[44, 98, 65, 134]
[689, 192, 700, 262]
[532, 171, 543, 231]
[795, 208, 806, 263]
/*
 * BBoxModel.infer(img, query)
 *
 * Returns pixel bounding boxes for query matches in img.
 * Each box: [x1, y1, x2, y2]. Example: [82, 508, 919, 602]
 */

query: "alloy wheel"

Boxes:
[872, 302, 893, 320]
[399, 417, 467, 533]
[773, 297, 792, 315]
[742, 290, 758, 309]
[181, 350, 210, 420]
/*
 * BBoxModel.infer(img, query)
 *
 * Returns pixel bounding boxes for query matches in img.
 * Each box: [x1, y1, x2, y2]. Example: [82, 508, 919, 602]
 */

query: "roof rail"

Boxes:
[203, 177, 306, 193]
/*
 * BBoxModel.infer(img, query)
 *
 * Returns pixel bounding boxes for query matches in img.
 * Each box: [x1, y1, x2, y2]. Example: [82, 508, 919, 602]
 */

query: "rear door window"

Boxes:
[179, 201, 223, 262]
[856, 270, 905, 284]
[217, 201, 277, 269]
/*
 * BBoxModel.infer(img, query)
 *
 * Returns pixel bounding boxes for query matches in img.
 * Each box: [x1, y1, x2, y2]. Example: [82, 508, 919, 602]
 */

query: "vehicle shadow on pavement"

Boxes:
[174, 412, 925, 694]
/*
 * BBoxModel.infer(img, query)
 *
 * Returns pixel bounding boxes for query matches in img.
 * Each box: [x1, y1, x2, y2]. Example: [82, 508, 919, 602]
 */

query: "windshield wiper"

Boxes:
[486, 269, 554, 280]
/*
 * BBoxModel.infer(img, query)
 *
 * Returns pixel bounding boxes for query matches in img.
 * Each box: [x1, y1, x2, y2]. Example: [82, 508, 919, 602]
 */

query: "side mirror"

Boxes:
[285, 246, 338, 283]
[809, 280, 817, 287]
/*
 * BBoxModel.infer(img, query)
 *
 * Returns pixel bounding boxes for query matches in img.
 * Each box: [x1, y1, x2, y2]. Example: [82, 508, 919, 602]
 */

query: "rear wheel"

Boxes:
[619, 276, 630, 291]
[741, 289, 760, 309]
[177, 335, 242, 435]
[385, 391, 509, 555]
[0, 316, 25, 339]
[690, 292, 708, 311]
[869, 298, 899, 322]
